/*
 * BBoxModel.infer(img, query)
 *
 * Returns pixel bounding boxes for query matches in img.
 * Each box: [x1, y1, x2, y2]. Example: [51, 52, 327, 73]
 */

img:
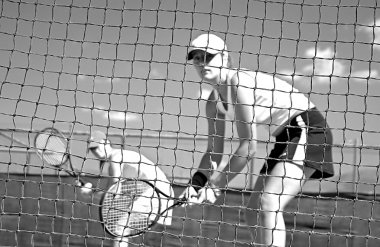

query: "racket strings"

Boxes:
[35, 131, 69, 166]
[102, 181, 161, 236]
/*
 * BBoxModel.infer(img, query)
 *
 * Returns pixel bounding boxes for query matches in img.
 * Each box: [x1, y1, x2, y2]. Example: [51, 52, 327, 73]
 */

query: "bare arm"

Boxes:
[212, 74, 257, 189]
[106, 151, 124, 193]
[186, 91, 226, 192]
[108, 161, 123, 183]
[198, 91, 226, 177]
[180, 91, 225, 203]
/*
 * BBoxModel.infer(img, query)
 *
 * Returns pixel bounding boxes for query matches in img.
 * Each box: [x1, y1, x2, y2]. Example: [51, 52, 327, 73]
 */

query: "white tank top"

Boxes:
[215, 71, 315, 136]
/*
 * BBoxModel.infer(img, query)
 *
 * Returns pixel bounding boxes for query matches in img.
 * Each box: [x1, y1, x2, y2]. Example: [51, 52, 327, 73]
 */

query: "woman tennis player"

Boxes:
[181, 33, 334, 247]
[88, 131, 174, 246]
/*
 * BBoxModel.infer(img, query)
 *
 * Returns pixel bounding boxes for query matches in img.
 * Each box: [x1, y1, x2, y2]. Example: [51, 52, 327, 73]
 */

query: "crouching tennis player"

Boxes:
[88, 131, 174, 247]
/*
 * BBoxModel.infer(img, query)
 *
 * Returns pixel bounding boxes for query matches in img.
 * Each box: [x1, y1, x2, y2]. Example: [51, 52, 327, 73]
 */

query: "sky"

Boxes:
[0, 0, 379, 148]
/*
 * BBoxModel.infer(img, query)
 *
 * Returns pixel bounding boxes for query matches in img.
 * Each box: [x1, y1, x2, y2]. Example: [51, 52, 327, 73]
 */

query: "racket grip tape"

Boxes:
[190, 172, 208, 192]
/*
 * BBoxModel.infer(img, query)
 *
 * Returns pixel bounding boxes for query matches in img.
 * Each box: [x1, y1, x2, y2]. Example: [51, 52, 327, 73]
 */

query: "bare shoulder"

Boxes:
[230, 69, 257, 88]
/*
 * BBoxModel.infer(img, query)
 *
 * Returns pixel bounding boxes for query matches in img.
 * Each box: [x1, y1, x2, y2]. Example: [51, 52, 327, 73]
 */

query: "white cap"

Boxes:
[187, 34, 227, 60]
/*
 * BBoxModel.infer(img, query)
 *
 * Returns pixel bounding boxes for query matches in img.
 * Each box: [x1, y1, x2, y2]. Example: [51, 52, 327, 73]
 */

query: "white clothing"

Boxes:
[113, 150, 174, 225]
[215, 71, 314, 136]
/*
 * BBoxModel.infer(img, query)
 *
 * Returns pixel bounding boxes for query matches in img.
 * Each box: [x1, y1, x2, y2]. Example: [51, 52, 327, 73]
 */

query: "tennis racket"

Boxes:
[100, 178, 186, 237]
[34, 127, 90, 187]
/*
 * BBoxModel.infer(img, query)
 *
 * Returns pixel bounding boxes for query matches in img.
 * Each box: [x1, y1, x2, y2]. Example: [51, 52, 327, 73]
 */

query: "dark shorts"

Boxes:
[261, 108, 334, 179]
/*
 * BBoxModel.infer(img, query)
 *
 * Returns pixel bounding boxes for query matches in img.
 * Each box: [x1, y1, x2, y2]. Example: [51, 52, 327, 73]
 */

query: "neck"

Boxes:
[207, 67, 228, 86]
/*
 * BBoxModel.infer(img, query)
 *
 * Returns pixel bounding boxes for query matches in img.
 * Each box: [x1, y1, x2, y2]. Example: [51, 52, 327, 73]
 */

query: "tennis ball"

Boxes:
[80, 182, 93, 195]
[84, 182, 93, 188]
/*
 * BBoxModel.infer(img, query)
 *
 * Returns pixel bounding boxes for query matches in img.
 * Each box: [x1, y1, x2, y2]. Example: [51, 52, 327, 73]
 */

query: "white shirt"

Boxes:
[114, 150, 174, 225]
[215, 71, 314, 136]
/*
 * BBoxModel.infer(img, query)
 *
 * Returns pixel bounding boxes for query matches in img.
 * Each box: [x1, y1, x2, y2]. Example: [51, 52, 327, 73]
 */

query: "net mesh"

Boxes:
[0, 0, 380, 246]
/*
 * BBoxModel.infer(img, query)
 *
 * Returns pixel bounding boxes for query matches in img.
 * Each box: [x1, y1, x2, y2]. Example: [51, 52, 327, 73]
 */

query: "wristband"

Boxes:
[190, 172, 208, 192]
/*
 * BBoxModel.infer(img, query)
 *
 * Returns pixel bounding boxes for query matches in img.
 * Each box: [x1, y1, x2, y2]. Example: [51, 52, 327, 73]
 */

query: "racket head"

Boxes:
[34, 127, 69, 166]
[100, 179, 161, 237]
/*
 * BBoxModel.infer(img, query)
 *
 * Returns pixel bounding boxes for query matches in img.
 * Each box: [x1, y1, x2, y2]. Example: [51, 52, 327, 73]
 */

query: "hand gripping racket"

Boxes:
[100, 178, 186, 237]
[34, 127, 90, 187]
